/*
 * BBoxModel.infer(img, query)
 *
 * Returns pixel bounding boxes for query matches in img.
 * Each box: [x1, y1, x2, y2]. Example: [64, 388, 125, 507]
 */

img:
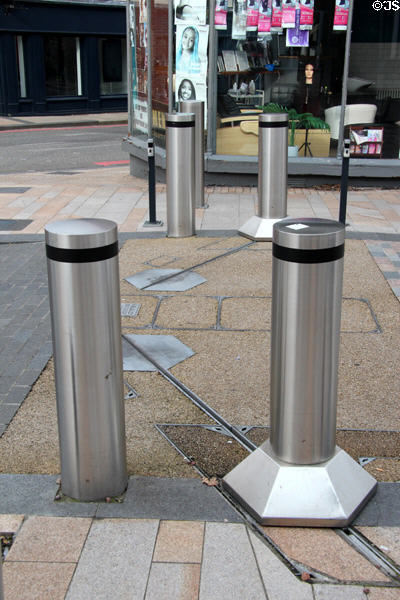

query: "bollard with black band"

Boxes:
[166, 112, 196, 237]
[224, 218, 377, 526]
[238, 112, 289, 241]
[178, 100, 206, 209]
[45, 218, 127, 502]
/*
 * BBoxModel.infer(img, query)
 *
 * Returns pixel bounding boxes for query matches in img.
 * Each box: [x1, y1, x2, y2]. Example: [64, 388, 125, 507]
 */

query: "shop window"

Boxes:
[99, 38, 127, 95]
[44, 36, 80, 97]
[16, 36, 27, 98]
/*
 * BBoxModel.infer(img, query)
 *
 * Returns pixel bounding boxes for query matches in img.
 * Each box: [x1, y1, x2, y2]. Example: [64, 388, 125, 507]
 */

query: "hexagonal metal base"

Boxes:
[238, 216, 287, 241]
[223, 441, 377, 527]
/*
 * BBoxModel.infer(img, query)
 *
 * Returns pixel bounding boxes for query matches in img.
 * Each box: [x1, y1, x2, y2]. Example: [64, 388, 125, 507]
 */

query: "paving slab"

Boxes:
[199, 522, 267, 599]
[249, 531, 313, 600]
[65, 519, 158, 600]
[145, 563, 201, 600]
[261, 527, 390, 583]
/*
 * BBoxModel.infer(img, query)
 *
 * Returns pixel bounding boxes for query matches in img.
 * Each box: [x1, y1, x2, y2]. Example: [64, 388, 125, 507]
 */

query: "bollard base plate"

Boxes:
[238, 216, 288, 241]
[223, 441, 377, 527]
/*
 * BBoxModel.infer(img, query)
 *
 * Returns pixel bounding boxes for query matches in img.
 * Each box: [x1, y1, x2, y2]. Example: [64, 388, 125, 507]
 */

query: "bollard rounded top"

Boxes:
[259, 112, 289, 125]
[45, 218, 118, 249]
[273, 218, 345, 250]
[166, 112, 195, 124]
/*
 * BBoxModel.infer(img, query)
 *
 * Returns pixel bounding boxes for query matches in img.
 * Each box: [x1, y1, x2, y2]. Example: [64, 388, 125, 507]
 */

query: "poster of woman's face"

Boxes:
[175, 74, 206, 105]
[175, 24, 209, 75]
[177, 78, 196, 101]
[174, 0, 207, 25]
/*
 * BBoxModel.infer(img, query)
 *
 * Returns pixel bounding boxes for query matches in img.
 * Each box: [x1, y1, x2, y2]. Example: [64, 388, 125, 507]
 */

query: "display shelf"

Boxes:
[349, 125, 384, 158]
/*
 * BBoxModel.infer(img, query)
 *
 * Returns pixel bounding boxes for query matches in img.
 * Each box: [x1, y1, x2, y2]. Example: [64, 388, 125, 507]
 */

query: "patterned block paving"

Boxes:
[366, 240, 400, 299]
[0, 242, 52, 434]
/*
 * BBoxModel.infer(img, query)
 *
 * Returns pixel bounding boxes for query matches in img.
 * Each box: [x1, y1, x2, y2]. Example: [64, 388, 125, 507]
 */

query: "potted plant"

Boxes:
[259, 102, 330, 157]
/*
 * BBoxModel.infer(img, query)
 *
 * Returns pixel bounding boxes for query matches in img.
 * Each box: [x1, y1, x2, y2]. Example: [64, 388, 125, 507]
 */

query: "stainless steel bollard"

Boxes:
[224, 218, 377, 526]
[238, 112, 289, 241]
[179, 100, 205, 209]
[45, 218, 127, 501]
[166, 112, 196, 237]
[270, 218, 344, 464]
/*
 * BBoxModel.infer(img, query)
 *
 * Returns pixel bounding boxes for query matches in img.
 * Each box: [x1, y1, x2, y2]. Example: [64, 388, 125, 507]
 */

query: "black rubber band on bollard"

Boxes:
[166, 121, 195, 128]
[273, 243, 345, 264]
[46, 240, 119, 263]
[259, 121, 288, 128]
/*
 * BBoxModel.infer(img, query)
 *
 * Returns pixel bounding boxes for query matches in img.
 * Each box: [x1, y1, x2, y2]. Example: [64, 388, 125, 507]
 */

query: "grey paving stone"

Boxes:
[0, 475, 97, 517]
[66, 518, 159, 600]
[313, 584, 366, 599]
[145, 563, 201, 600]
[199, 522, 266, 599]
[96, 476, 243, 522]
[0, 403, 19, 423]
[249, 531, 313, 600]
[353, 483, 400, 526]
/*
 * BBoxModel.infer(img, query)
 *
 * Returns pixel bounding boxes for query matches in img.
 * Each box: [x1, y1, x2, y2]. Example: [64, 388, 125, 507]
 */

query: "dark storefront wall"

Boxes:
[0, 1, 127, 115]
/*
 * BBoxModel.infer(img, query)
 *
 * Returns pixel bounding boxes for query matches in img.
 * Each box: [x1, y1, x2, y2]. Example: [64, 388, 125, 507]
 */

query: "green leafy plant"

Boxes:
[259, 102, 330, 147]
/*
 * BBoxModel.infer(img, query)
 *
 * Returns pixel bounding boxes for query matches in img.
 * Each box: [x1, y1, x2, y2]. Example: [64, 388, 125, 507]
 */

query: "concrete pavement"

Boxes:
[0, 113, 399, 599]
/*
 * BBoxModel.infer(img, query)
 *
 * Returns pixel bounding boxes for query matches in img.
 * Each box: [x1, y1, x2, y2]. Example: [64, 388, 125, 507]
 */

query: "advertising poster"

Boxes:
[258, 0, 272, 35]
[286, 9, 309, 46]
[271, 0, 283, 31]
[174, 0, 207, 25]
[246, 0, 260, 31]
[333, 0, 349, 30]
[176, 24, 209, 75]
[282, 0, 296, 28]
[215, 0, 228, 30]
[232, 0, 248, 39]
[299, 0, 313, 29]
[175, 74, 207, 126]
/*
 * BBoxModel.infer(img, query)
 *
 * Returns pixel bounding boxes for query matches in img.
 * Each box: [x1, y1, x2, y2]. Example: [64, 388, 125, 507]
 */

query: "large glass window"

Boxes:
[99, 38, 127, 95]
[215, 0, 400, 160]
[44, 36, 80, 97]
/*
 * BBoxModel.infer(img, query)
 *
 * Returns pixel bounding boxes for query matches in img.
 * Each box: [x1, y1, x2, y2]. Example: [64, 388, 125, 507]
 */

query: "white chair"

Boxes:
[324, 104, 377, 140]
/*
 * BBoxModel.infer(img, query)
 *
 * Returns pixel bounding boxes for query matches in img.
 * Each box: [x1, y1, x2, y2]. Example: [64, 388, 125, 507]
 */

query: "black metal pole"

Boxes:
[147, 139, 159, 224]
[339, 139, 350, 224]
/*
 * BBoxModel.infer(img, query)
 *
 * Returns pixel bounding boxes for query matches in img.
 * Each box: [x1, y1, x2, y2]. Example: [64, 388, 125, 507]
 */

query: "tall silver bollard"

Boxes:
[224, 218, 377, 526]
[179, 100, 205, 208]
[166, 112, 195, 237]
[239, 112, 289, 241]
[45, 219, 127, 501]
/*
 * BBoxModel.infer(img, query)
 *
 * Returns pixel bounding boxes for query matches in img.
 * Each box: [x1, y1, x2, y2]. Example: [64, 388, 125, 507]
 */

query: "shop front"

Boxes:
[0, 0, 127, 116]
[123, 0, 400, 185]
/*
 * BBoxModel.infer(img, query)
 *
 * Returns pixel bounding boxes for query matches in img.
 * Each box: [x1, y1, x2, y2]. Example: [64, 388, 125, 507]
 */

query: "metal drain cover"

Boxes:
[121, 303, 141, 317]
[125, 269, 206, 291]
[122, 334, 195, 371]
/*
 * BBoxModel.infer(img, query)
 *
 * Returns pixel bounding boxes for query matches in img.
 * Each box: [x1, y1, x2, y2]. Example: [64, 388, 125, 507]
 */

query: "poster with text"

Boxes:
[176, 24, 209, 75]
[247, 0, 259, 31]
[282, 0, 297, 28]
[271, 0, 283, 31]
[299, 0, 313, 29]
[286, 9, 309, 46]
[174, 0, 207, 25]
[175, 74, 208, 126]
[333, 0, 349, 30]
[258, 0, 272, 34]
[232, 0, 248, 39]
[215, 0, 228, 29]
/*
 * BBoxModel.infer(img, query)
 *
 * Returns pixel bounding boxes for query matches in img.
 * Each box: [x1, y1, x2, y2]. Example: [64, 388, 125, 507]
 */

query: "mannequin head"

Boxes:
[305, 63, 314, 84]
